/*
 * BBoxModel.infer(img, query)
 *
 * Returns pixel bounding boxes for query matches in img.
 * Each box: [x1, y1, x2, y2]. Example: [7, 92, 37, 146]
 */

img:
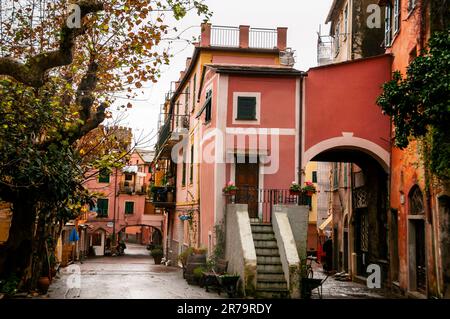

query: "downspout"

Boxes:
[298, 75, 305, 184]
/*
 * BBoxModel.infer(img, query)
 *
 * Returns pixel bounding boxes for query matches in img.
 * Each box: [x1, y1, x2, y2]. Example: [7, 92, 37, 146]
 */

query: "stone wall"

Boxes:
[225, 204, 257, 296]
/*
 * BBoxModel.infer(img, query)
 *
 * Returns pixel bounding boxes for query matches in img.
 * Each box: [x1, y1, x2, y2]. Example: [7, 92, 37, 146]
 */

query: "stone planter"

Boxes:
[185, 254, 206, 285]
[37, 276, 50, 293]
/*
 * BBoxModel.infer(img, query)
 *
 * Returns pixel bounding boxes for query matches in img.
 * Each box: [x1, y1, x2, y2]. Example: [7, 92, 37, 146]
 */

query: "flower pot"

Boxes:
[289, 190, 301, 196]
[306, 191, 314, 196]
[37, 276, 50, 293]
[153, 255, 163, 265]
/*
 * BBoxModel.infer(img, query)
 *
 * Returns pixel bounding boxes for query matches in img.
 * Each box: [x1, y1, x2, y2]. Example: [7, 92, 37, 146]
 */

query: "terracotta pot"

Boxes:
[37, 276, 50, 293]
[153, 255, 163, 265]
[289, 190, 301, 196]
[306, 191, 315, 196]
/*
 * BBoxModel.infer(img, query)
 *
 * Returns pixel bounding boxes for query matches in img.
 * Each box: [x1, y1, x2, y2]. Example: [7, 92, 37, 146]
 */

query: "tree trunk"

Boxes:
[0, 197, 37, 290]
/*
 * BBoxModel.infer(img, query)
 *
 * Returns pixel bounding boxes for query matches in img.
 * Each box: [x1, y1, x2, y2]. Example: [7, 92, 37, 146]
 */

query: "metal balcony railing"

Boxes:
[249, 28, 277, 49]
[226, 187, 311, 223]
[150, 186, 176, 206]
[209, 26, 278, 49]
[156, 114, 189, 151]
[210, 25, 240, 47]
[119, 182, 148, 195]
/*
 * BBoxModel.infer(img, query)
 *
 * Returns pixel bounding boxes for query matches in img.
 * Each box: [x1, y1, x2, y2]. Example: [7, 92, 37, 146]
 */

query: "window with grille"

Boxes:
[125, 201, 134, 215]
[97, 198, 109, 217]
[189, 145, 194, 184]
[182, 152, 187, 187]
[236, 97, 257, 120]
[409, 186, 424, 215]
[125, 173, 133, 181]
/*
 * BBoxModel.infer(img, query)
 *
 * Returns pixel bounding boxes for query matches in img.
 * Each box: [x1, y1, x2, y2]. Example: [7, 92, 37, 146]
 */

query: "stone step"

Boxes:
[257, 273, 286, 282]
[249, 218, 261, 224]
[257, 256, 281, 265]
[251, 224, 274, 233]
[252, 232, 275, 241]
[257, 280, 288, 290]
[256, 288, 289, 299]
[253, 240, 278, 249]
[257, 264, 284, 274]
[255, 248, 280, 257]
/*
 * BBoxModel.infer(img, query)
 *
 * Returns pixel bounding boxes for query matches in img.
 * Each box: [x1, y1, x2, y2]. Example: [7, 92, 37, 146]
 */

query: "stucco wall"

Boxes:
[225, 204, 257, 296]
[272, 207, 301, 298]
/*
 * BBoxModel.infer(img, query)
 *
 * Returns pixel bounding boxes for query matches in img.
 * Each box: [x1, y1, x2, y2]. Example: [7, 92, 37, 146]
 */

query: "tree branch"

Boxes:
[0, 1, 104, 87]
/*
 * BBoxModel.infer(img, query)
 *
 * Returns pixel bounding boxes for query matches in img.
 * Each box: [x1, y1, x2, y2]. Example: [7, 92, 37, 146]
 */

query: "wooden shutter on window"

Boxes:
[237, 97, 256, 120]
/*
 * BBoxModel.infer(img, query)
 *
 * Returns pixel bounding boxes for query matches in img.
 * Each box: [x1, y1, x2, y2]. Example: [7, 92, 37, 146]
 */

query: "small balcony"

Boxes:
[155, 114, 189, 159]
[119, 182, 148, 195]
[149, 186, 176, 208]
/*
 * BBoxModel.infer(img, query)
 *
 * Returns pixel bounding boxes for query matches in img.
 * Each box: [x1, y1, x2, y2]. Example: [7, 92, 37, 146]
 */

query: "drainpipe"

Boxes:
[298, 75, 305, 184]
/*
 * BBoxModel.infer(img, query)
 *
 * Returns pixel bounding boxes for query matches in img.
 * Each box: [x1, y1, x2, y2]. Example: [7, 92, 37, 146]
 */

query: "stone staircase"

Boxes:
[250, 219, 289, 298]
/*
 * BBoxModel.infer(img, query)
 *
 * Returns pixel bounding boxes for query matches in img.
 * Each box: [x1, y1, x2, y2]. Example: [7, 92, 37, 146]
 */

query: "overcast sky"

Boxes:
[111, 0, 333, 149]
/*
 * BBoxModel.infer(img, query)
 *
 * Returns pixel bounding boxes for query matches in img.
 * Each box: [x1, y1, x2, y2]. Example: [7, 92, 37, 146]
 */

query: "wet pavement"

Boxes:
[41, 243, 222, 299]
[310, 263, 404, 299]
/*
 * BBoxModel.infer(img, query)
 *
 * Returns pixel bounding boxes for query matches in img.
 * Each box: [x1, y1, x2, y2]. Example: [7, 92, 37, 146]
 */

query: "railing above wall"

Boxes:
[249, 28, 278, 49]
[209, 25, 278, 49]
[210, 25, 240, 47]
[226, 187, 311, 223]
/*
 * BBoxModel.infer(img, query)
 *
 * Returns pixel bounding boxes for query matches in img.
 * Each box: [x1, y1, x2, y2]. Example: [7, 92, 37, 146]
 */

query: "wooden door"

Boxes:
[235, 158, 259, 218]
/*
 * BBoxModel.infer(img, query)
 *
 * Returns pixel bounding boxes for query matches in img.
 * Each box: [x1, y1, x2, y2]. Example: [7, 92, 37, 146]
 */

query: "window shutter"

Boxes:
[125, 202, 134, 214]
[237, 97, 257, 120]
[97, 199, 109, 217]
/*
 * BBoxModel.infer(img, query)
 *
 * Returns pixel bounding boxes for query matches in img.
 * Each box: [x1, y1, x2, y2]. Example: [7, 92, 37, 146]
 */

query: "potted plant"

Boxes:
[302, 181, 316, 196]
[193, 266, 206, 286]
[151, 246, 164, 265]
[223, 181, 238, 196]
[218, 273, 240, 297]
[178, 247, 194, 278]
[289, 182, 302, 195]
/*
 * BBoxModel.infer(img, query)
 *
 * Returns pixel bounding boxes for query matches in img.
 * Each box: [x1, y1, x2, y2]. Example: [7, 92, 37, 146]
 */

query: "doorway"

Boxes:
[408, 186, 427, 294]
[235, 155, 259, 218]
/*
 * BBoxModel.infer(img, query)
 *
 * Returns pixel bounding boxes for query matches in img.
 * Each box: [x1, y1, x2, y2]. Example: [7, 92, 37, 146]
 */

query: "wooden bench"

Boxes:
[202, 259, 228, 295]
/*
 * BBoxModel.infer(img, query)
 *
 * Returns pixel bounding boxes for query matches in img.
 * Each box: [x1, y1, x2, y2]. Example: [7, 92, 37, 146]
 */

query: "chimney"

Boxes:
[277, 27, 288, 50]
[239, 25, 250, 49]
[200, 23, 211, 47]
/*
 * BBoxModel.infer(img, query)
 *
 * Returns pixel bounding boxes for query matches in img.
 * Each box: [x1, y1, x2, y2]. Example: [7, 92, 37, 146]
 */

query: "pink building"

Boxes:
[84, 148, 163, 256]
[153, 24, 305, 263]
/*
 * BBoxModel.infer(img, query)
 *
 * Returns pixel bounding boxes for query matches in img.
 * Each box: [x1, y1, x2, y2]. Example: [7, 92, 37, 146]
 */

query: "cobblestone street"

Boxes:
[41, 244, 222, 299]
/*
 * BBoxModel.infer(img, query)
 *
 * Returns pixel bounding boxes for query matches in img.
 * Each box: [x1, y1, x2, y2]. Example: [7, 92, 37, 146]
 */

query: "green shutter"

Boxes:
[125, 202, 134, 215]
[98, 169, 110, 183]
[237, 97, 257, 120]
[97, 199, 108, 217]
[312, 171, 318, 183]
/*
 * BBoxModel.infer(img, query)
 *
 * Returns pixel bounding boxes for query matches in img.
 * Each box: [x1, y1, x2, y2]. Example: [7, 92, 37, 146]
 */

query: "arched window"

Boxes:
[409, 185, 424, 215]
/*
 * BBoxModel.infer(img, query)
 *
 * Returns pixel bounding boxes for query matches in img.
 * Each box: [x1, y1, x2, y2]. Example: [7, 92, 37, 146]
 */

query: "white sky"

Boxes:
[111, 0, 333, 149]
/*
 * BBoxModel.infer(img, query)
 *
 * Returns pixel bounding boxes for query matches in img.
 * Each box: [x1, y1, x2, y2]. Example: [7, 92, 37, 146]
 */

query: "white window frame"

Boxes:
[385, 4, 392, 47]
[394, 0, 400, 35]
[232, 92, 261, 125]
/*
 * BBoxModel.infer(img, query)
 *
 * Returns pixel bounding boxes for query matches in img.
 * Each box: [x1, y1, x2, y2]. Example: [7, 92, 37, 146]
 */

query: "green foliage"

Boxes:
[151, 245, 164, 257]
[377, 31, 450, 180]
[193, 266, 205, 279]
[0, 274, 19, 296]
[178, 247, 194, 266]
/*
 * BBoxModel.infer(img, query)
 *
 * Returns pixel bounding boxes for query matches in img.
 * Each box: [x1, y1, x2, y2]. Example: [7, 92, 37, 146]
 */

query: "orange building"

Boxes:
[380, 0, 449, 298]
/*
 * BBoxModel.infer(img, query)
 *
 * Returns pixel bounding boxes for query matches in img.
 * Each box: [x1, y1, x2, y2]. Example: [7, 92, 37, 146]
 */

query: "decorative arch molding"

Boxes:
[303, 132, 390, 172]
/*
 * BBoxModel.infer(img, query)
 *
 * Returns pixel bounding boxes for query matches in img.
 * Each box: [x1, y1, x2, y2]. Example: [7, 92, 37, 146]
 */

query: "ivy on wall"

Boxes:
[377, 31, 450, 181]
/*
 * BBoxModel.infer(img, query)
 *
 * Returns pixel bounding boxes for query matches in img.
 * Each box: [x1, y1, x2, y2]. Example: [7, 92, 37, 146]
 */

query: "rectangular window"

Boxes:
[98, 168, 110, 183]
[182, 152, 187, 187]
[333, 163, 339, 190]
[393, 0, 400, 34]
[204, 90, 212, 123]
[334, 22, 340, 56]
[125, 173, 133, 181]
[385, 4, 392, 46]
[189, 145, 194, 184]
[312, 171, 318, 183]
[192, 74, 196, 112]
[125, 201, 134, 215]
[344, 5, 348, 37]
[236, 97, 257, 120]
[184, 86, 190, 114]
[92, 232, 102, 246]
[97, 198, 109, 218]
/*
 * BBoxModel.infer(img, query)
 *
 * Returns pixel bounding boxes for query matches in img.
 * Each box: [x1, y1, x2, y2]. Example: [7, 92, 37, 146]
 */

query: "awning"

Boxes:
[319, 215, 332, 231]
[122, 165, 138, 173]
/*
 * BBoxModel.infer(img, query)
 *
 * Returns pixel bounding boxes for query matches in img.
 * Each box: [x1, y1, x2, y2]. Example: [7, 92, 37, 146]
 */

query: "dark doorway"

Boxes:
[235, 156, 259, 218]
[354, 208, 369, 276]
[343, 216, 349, 272]
[439, 196, 450, 298]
